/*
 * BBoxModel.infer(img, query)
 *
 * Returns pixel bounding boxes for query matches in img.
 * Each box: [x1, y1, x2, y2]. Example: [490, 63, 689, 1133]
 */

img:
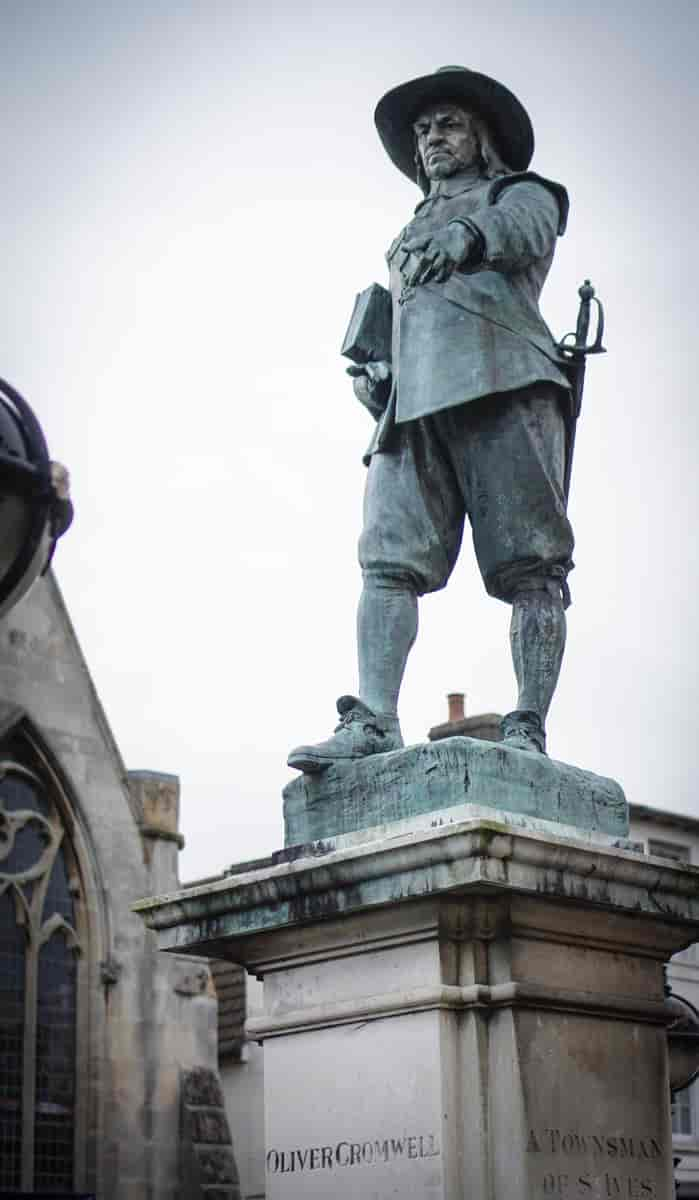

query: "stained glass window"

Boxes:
[0, 889, 24, 1190]
[0, 759, 82, 1193]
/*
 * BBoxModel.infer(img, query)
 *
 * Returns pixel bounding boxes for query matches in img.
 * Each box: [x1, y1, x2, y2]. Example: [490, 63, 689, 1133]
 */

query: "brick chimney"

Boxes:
[428, 693, 503, 743]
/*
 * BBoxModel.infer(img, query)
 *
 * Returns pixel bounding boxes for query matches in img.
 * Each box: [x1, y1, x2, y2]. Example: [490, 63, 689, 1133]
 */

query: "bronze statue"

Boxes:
[289, 66, 576, 772]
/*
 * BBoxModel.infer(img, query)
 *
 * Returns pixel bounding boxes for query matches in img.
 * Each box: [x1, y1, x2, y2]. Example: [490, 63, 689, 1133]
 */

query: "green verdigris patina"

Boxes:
[288, 65, 584, 776]
[283, 736, 628, 847]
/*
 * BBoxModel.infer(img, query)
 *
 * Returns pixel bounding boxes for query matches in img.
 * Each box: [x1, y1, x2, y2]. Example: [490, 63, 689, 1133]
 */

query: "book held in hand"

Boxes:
[341, 283, 392, 365]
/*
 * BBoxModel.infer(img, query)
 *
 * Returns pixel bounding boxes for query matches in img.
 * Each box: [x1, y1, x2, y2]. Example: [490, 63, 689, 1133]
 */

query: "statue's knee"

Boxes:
[361, 568, 420, 595]
[513, 579, 560, 602]
[511, 574, 568, 608]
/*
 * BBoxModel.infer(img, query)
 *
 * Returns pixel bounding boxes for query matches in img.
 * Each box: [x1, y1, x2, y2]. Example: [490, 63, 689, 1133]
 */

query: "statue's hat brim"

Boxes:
[374, 66, 534, 182]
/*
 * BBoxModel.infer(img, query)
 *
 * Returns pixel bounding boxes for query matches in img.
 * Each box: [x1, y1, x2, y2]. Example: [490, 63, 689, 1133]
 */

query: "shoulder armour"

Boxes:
[487, 172, 569, 236]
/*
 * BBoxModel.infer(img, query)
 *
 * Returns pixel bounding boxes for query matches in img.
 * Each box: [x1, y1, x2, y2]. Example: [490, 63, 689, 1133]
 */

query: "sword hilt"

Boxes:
[558, 279, 606, 359]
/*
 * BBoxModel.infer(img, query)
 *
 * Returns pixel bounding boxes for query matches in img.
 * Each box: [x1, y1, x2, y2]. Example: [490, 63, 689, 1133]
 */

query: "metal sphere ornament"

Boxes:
[0, 376, 73, 619]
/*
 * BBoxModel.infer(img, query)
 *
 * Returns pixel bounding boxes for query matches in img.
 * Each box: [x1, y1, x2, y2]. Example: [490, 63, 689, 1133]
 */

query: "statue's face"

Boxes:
[413, 102, 479, 180]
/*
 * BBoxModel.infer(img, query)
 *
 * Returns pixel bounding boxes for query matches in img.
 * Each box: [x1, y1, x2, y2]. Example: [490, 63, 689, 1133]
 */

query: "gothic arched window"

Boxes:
[0, 756, 85, 1193]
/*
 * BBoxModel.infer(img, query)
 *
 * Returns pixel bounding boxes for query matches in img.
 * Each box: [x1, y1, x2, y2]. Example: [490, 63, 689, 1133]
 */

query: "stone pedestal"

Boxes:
[282, 737, 629, 845]
[136, 744, 699, 1200]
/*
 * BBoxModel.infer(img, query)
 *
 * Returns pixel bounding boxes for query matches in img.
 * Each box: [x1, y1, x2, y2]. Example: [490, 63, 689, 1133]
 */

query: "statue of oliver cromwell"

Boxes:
[289, 65, 575, 771]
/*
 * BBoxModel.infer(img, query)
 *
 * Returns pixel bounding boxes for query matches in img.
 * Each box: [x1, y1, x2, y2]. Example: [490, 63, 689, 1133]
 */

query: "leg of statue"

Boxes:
[461, 386, 573, 756]
[503, 584, 567, 754]
[288, 414, 459, 775]
[357, 575, 418, 717]
[286, 576, 414, 773]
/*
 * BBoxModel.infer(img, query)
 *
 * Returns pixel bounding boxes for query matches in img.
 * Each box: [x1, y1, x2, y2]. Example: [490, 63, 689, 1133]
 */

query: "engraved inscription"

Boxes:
[527, 1130, 663, 1160]
[266, 1132, 441, 1174]
[526, 1128, 665, 1199]
[540, 1173, 657, 1197]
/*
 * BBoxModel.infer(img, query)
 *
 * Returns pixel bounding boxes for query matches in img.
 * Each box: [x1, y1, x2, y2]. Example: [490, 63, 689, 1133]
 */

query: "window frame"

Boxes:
[0, 753, 91, 1191]
[672, 1082, 697, 1142]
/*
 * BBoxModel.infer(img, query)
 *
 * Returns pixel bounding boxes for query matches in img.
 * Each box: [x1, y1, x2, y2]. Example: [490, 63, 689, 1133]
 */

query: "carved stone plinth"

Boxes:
[282, 737, 628, 846]
[137, 807, 699, 1200]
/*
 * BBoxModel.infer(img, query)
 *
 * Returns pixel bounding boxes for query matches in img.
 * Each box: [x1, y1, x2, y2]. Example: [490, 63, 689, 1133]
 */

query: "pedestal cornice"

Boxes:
[134, 817, 699, 959]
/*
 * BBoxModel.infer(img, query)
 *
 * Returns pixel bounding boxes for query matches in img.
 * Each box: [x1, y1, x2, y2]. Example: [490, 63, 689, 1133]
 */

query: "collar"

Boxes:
[414, 166, 486, 212]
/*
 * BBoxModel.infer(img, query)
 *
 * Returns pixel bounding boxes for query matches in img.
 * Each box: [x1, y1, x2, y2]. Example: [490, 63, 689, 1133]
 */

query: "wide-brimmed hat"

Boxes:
[374, 65, 534, 184]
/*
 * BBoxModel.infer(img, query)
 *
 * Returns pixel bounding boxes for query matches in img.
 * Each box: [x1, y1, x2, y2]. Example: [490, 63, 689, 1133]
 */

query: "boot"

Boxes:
[501, 709, 546, 754]
[288, 695, 403, 774]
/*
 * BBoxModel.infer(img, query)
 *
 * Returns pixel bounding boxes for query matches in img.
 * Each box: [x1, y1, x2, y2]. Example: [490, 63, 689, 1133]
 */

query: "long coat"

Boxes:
[366, 170, 571, 458]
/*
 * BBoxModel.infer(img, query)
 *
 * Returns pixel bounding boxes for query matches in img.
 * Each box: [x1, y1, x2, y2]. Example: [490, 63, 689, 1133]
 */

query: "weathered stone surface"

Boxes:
[183, 1067, 224, 1109]
[142, 817, 699, 1200]
[173, 961, 210, 996]
[136, 820, 698, 962]
[190, 1107, 232, 1145]
[128, 769, 180, 835]
[283, 736, 628, 846]
[0, 573, 221, 1199]
[198, 1147, 237, 1184]
[180, 1068, 240, 1199]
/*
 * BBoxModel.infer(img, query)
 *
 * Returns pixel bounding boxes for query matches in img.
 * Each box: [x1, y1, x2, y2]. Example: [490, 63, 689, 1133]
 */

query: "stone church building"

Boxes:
[0, 572, 238, 1198]
[0, 574, 697, 1198]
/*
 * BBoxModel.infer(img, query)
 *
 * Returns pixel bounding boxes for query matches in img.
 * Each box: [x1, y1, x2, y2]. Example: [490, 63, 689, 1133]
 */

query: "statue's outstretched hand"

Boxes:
[401, 223, 474, 286]
[347, 360, 391, 420]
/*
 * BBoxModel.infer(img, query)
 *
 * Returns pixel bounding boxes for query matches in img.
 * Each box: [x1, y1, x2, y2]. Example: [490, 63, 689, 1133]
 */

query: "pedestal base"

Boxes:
[137, 808, 699, 1199]
[282, 737, 629, 846]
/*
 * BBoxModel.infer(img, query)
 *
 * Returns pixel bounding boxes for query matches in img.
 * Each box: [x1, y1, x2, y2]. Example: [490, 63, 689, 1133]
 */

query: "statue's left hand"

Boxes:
[347, 361, 391, 420]
[401, 224, 473, 286]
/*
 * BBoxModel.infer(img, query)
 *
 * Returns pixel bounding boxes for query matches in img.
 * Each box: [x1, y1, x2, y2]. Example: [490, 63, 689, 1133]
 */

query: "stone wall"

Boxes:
[0, 572, 224, 1198]
[180, 1067, 241, 1198]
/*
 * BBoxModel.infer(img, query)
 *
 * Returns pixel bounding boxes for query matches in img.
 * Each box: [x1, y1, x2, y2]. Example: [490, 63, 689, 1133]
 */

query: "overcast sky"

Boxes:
[1, 0, 697, 882]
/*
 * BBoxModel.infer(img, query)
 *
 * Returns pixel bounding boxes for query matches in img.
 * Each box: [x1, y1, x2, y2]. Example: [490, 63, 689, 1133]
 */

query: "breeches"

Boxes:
[358, 383, 575, 603]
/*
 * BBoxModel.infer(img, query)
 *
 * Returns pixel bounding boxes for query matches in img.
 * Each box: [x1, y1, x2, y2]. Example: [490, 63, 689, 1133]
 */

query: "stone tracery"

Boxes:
[0, 757, 83, 1193]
